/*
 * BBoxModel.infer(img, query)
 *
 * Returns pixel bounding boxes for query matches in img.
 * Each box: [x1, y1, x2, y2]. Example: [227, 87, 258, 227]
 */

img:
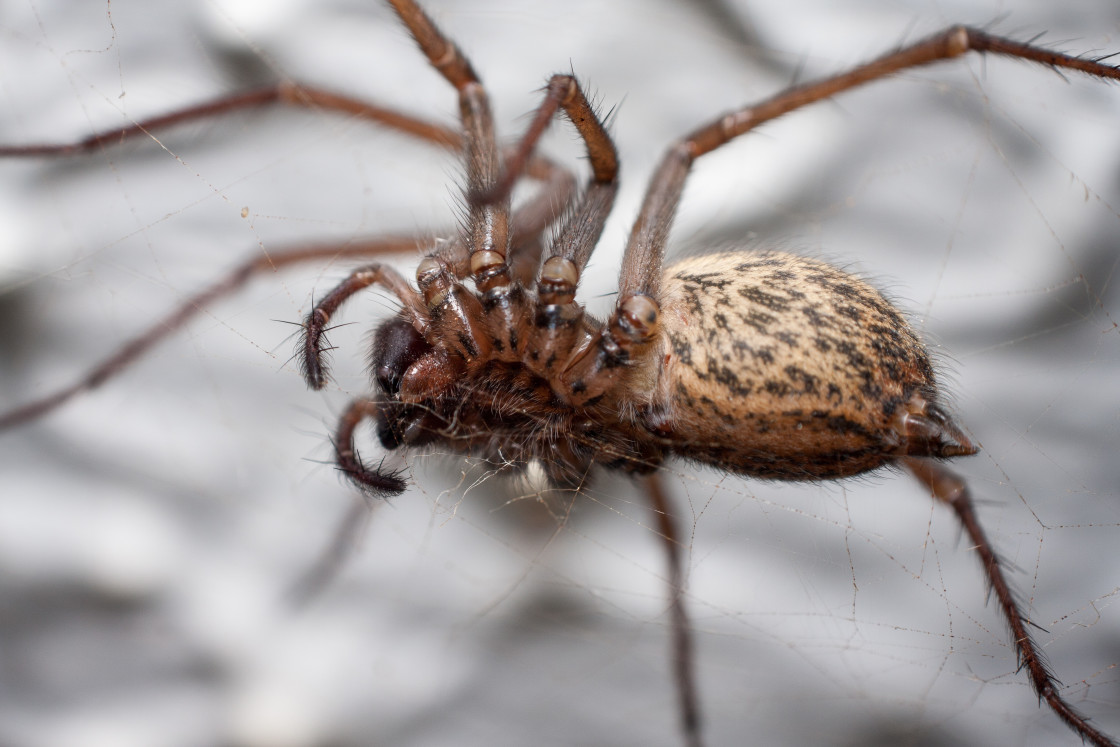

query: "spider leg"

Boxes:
[386, 0, 511, 289]
[644, 472, 704, 747]
[0, 83, 461, 158]
[384, 1, 592, 287]
[477, 74, 619, 275]
[0, 237, 427, 430]
[453, 73, 626, 385]
[286, 491, 375, 608]
[904, 457, 1118, 747]
[434, 146, 578, 280]
[0, 70, 576, 280]
[386, 0, 595, 376]
[617, 27, 1120, 302]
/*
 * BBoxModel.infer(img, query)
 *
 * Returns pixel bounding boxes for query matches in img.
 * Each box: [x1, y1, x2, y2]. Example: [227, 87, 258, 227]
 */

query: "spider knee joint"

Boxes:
[549, 74, 578, 105]
[614, 294, 660, 343]
[946, 26, 970, 57]
[539, 256, 578, 305]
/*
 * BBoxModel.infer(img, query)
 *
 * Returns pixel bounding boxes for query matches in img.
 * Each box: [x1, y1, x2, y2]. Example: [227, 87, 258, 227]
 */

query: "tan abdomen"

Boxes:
[658, 251, 937, 479]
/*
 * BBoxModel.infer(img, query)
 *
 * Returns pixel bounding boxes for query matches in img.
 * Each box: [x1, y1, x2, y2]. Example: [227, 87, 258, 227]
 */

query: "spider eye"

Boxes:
[371, 318, 432, 395]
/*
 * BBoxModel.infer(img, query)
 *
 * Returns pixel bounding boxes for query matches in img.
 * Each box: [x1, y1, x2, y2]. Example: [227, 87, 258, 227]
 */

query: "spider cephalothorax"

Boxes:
[320, 248, 971, 494]
[321, 258, 673, 490]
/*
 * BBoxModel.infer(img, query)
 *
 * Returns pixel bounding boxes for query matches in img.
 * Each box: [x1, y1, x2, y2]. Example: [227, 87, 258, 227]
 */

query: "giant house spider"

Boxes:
[1, 1, 1119, 745]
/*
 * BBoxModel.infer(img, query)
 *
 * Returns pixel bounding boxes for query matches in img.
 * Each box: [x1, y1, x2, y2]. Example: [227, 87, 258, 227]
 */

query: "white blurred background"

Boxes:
[1, 1, 1118, 746]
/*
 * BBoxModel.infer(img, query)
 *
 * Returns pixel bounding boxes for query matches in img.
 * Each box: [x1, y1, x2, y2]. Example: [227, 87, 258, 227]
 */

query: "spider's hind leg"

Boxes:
[905, 457, 1118, 747]
[643, 473, 703, 747]
[893, 392, 978, 459]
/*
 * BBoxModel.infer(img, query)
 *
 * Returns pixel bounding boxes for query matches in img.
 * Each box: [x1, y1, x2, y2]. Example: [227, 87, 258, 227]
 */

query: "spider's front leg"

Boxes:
[467, 71, 636, 390]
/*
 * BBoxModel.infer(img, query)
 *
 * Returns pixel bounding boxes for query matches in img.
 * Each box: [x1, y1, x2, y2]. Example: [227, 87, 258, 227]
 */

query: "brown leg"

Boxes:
[286, 491, 376, 607]
[644, 473, 704, 747]
[0, 72, 575, 281]
[476, 74, 619, 275]
[0, 83, 460, 157]
[386, 0, 510, 283]
[521, 75, 620, 277]
[904, 457, 1117, 747]
[435, 146, 577, 280]
[383, 1, 602, 290]
[0, 237, 429, 429]
[617, 26, 1120, 301]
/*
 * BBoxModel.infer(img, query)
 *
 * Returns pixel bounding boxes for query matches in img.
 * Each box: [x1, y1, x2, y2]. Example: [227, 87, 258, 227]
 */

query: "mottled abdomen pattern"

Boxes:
[658, 251, 937, 479]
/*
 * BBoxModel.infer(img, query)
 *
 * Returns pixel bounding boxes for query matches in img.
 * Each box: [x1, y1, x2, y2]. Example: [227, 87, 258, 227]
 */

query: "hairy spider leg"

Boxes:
[0, 83, 463, 159]
[332, 397, 410, 496]
[906, 457, 1118, 747]
[385, 0, 510, 284]
[479, 73, 620, 275]
[301, 264, 428, 390]
[618, 26, 1120, 302]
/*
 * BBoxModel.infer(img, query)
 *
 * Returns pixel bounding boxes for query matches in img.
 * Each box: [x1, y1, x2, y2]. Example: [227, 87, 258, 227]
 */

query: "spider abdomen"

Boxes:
[657, 251, 944, 479]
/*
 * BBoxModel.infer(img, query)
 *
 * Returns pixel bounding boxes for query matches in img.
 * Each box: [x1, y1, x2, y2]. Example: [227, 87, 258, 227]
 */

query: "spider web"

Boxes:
[0, 1, 1117, 746]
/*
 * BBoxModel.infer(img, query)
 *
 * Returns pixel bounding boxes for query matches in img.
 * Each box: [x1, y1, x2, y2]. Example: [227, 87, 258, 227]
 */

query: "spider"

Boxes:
[2, 1, 1120, 747]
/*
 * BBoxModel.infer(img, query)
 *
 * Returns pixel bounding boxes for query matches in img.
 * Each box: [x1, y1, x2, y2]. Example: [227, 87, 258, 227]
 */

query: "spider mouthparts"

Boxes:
[936, 437, 979, 458]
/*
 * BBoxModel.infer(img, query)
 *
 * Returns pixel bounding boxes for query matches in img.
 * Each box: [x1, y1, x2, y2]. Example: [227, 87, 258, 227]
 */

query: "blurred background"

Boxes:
[1, 0, 1118, 745]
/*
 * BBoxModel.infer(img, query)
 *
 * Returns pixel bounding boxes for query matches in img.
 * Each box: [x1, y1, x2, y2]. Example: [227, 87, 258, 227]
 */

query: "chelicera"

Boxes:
[1, 2, 1118, 745]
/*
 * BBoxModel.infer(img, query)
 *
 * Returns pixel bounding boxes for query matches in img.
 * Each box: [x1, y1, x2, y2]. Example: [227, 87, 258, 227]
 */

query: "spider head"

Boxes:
[370, 316, 432, 396]
[369, 317, 444, 450]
